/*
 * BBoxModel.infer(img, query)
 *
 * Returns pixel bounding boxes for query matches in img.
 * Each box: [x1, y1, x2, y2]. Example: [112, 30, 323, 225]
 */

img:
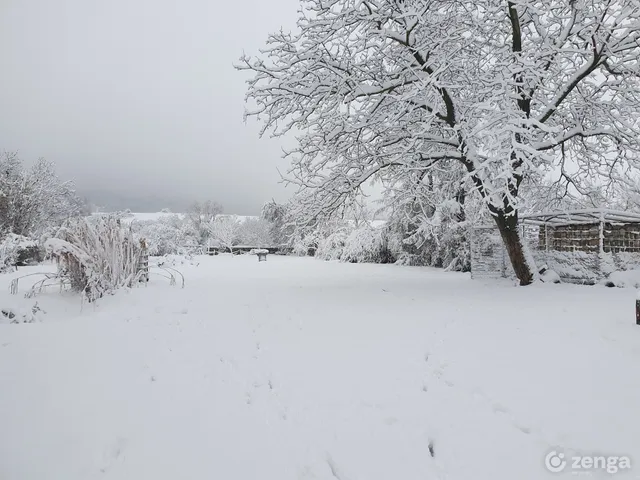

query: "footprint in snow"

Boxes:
[99, 437, 127, 473]
[489, 401, 534, 435]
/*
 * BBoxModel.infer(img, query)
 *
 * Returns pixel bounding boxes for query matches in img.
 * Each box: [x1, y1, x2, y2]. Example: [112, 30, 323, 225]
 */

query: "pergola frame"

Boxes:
[471, 209, 640, 280]
[519, 208, 640, 255]
[519, 208, 640, 227]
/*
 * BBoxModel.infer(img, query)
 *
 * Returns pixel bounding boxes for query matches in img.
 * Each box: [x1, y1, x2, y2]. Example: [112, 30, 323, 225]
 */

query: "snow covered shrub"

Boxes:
[132, 216, 186, 256]
[387, 198, 472, 271]
[599, 270, 640, 288]
[0, 234, 41, 272]
[45, 216, 145, 301]
[532, 251, 599, 284]
[539, 268, 561, 284]
[15, 243, 43, 266]
[290, 230, 318, 256]
[389, 220, 470, 270]
[315, 227, 352, 260]
[0, 302, 45, 324]
[433, 222, 471, 272]
[340, 226, 395, 264]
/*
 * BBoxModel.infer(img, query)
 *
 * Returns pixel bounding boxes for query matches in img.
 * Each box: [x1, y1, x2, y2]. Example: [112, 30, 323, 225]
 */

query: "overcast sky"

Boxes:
[0, 0, 299, 214]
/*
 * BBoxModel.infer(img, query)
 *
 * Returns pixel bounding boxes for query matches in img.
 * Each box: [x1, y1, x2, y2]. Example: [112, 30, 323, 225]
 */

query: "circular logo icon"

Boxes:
[545, 451, 567, 473]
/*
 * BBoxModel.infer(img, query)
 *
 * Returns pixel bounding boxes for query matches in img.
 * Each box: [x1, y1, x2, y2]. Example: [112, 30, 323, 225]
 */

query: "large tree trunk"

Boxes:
[493, 211, 534, 286]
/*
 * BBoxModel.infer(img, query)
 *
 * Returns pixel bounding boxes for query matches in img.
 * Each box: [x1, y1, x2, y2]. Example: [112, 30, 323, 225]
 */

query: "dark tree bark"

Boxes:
[493, 211, 534, 286]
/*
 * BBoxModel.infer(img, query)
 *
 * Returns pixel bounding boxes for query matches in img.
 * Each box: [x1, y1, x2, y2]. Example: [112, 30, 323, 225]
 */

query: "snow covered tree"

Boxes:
[261, 200, 294, 246]
[208, 215, 240, 254]
[0, 152, 84, 238]
[185, 200, 223, 247]
[237, 217, 273, 246]
[240, 0, 640, 285]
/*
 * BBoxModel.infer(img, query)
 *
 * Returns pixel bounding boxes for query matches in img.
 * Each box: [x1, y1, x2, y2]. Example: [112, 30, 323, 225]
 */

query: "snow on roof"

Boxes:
[215, 214, 258, 224]
[520, 208, 640, 226]
[121, 212, 185, 224]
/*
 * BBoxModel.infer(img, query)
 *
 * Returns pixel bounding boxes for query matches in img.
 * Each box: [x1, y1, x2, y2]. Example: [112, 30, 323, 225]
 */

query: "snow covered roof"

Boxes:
[520, 209, 640, 226]
[119, 212, 185, 224]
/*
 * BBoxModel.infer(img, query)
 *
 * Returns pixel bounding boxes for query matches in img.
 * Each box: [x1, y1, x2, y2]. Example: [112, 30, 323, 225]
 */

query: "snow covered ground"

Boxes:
[1, 255, 639, 479]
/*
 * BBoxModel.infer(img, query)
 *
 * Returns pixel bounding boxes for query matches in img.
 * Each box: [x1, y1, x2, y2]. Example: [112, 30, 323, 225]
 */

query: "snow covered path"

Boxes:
[1, 255, 639, 479]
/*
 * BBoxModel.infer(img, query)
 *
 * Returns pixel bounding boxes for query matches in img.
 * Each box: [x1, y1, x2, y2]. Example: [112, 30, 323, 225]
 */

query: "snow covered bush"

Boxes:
[0, 302, 45, 324]
[314, 221, 353, 261]
[131, 215, 188, 256]
[600, 270, 640, 289]
[340, 226, 395, 264]
[387, 201, 471, 272]
[290, 228, 320, 256]
[539, 269, 561, 284]
[0, 234, 40, 272]
[45, 216, 145, 301]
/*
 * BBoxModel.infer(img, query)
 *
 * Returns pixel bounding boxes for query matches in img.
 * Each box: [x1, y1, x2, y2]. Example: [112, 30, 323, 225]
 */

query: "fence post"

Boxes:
[636, 291, 640, 325]
[137, 241, 149, 283]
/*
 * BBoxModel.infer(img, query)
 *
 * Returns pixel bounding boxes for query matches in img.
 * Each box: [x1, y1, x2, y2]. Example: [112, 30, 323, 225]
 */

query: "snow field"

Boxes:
[1, 255, 639, 479]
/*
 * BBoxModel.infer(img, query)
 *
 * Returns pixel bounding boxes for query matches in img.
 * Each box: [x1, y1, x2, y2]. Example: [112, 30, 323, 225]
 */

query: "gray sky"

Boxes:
[0, 0, 299, 214]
